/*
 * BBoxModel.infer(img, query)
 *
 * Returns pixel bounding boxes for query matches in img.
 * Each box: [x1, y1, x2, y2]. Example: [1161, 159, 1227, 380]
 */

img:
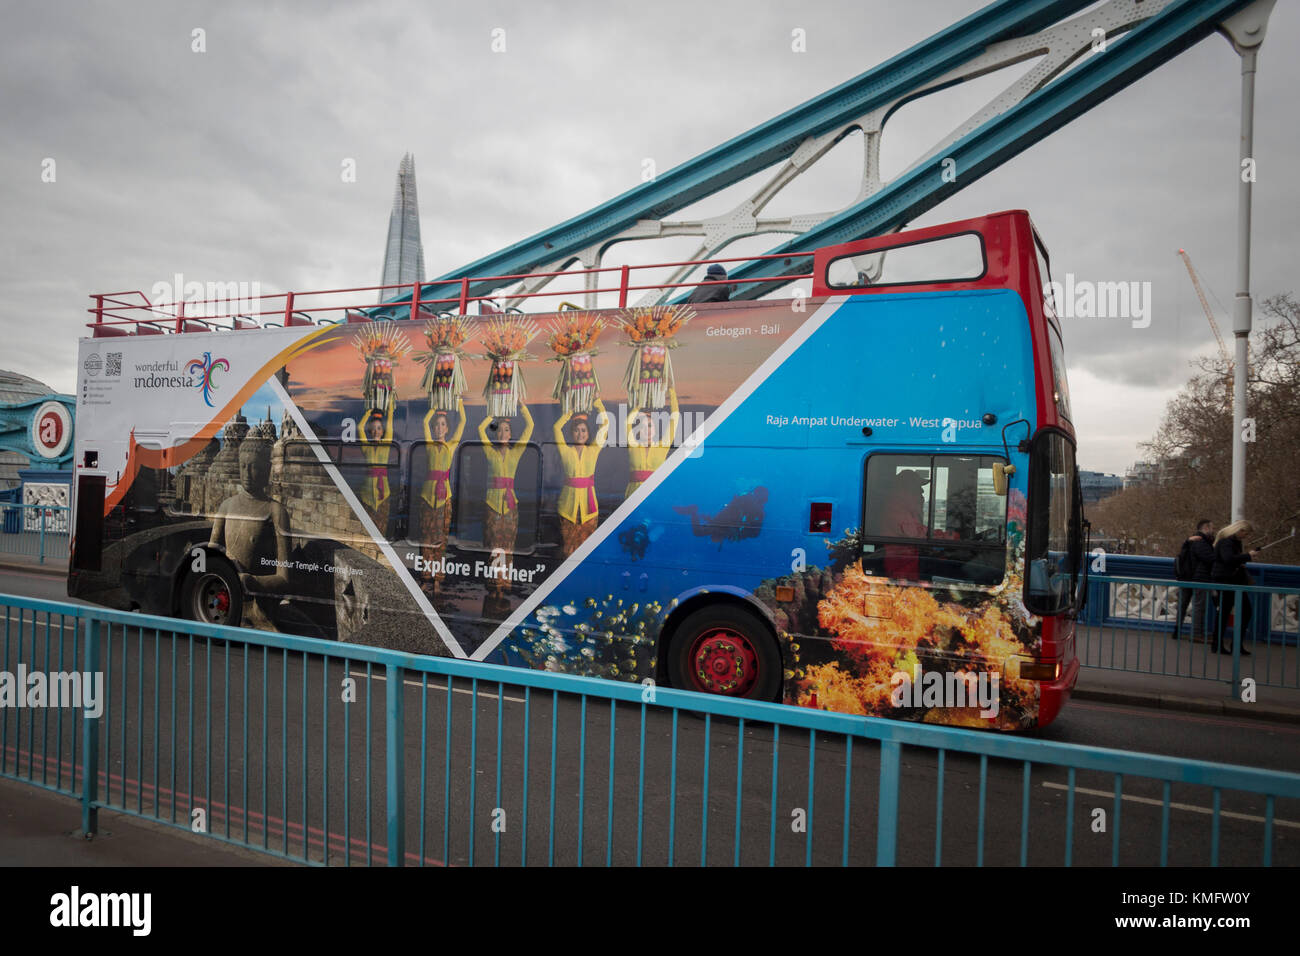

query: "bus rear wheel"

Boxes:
[666, 605, 782, 702]
[182, 562, 243, 628]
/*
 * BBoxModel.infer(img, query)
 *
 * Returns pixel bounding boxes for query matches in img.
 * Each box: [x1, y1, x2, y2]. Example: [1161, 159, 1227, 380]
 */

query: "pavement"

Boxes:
[0, 776, 291, 867]
[0, 551, 68, 579]
[3, 547, 1298, 867]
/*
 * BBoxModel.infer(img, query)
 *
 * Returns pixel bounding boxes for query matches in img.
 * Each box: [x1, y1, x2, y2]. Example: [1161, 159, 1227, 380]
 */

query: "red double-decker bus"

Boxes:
[69, 210, 1083, 729]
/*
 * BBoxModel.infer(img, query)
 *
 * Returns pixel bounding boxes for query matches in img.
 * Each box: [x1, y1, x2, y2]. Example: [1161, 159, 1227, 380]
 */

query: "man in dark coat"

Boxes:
[1173, 519, 1216, 640]
[686, 263, 733, 303]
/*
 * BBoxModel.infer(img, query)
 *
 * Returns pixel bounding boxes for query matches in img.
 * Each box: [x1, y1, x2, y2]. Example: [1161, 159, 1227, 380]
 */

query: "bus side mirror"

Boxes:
[992, 462, 1015, 496]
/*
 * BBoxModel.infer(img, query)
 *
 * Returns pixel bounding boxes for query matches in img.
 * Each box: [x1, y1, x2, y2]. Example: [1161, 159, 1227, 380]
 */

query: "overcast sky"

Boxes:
[2, 0, 1296, 474]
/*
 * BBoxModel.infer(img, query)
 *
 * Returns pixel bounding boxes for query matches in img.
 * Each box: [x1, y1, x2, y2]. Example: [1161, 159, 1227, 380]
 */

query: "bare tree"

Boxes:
[1089, 294, 1299, 565]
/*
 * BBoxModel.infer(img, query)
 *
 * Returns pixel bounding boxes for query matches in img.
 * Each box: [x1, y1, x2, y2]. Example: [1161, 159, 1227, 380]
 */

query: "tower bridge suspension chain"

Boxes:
[372, 0, 1254, 318]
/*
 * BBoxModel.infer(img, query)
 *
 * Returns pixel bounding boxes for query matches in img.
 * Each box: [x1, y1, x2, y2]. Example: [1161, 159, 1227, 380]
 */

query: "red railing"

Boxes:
[86, 252, 816, 337]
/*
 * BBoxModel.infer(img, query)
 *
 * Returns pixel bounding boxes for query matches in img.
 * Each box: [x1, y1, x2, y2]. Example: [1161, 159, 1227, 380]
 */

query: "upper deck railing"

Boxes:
[86, 210, 1047, 338]
[86, 252, 818, 338]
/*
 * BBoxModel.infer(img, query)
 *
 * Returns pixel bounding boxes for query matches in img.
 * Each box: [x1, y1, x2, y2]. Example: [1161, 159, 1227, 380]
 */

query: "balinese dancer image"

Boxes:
[355, 322, 411, 417]
[416, 314, 473, 412]
[354, 322, 410, 538]
[555, 398, 609, 557]
[417, 396, 465, 595]
[359, 403, 395, 535]
[547, 310, 605, 414]
[615, 304, 694, 410]
[625, 386, 679, 498]
[478, 402, 534, 593]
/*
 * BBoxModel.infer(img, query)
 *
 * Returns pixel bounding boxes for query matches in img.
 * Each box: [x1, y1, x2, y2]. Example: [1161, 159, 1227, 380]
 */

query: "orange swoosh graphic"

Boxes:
[103, 327, 335, 515]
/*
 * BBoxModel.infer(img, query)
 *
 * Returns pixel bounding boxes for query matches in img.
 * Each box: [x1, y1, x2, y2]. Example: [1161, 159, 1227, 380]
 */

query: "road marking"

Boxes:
[1040, 781, 1300, 829]
[348, 668, 527, 703]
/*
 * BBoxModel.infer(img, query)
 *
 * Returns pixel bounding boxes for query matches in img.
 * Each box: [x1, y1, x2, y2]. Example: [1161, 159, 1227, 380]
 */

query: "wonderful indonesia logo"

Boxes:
[131, 353, 229, 406]
[186, 352, 230, 407]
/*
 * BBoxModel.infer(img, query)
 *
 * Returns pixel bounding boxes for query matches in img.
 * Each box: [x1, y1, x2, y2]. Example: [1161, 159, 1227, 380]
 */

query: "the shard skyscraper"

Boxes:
[380, 153, 425, 299]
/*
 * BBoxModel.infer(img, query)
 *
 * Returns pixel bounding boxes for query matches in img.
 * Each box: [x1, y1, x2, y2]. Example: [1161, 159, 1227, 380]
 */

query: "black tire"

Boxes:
[181, 559, 243, 628]
[665, 604, 782, 702]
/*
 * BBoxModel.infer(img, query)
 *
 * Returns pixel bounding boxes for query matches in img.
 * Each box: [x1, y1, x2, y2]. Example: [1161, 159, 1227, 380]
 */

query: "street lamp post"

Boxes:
[1219, 0, 1274, 522]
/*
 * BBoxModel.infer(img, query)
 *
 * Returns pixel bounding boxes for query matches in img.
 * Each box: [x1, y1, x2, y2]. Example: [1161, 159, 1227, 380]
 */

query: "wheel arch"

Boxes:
[655, 586, 786, 698]
[172, 542, 237, 618]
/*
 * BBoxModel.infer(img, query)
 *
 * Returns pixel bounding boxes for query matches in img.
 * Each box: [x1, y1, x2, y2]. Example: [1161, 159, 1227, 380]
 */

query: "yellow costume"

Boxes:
[420, 399, 466, 509]
[625, 389, 679, 497]
[479, 403, 533, 595]
[478, 403, 534, 515]
[417, 400, 465, 592]
[358, 404, 394, 516]
[555, 400, 608, 556]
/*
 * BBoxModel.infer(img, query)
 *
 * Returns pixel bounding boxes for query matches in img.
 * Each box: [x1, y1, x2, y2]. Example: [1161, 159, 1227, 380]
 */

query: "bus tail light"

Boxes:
[1014, 657, 1061, 682]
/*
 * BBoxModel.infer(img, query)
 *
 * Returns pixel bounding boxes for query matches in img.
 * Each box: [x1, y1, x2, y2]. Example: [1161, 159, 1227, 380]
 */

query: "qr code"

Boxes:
[106, 352, 122, 377]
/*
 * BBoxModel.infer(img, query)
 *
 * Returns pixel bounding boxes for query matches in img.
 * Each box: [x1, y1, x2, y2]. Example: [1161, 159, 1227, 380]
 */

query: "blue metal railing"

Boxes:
[2, 592, 1298, 866]
[1080, 575, 1300, 692]
[0, 503, 71, 565]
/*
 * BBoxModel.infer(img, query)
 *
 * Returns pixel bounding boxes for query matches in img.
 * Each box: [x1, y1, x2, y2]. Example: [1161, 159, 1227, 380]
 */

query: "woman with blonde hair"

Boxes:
[1210, 519, 1260, 655]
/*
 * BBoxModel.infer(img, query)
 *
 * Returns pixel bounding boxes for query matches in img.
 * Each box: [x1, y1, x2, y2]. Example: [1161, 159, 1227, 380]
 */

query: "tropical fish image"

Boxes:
[618, 518, 664, 561]
[673, 487, 769, 548]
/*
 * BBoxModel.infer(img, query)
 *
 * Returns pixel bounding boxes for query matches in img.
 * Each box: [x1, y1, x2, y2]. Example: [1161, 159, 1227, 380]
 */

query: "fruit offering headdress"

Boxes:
[546, 310, 606, 414]
[615, 305, 694, 410]
[354, 322, 412, 415]
[414, 314, 474, 412]
[478, 314, 541, 419]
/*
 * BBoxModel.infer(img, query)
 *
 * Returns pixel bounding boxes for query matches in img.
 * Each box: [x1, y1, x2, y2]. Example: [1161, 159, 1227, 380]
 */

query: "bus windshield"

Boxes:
[1025, 429, 1081, 615]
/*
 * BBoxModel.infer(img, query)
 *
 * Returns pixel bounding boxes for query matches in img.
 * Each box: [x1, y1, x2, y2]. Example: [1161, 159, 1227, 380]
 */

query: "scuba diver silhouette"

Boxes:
[673, 487, 769, 549]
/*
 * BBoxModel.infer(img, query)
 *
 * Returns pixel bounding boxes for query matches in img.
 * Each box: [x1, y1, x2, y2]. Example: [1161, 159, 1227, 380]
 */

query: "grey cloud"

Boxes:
[1, 0, 1296, 476]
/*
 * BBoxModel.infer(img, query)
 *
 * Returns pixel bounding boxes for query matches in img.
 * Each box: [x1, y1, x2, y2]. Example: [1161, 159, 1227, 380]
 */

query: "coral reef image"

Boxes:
[799, 561, 1038, 729]
[505, 595, 666, 682]
[779, 492, 1040, 729]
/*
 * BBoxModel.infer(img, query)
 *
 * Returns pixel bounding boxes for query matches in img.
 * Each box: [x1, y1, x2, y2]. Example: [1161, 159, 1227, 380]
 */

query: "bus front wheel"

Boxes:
[666, 605, 782, 702]
[182, 561, 243, 628]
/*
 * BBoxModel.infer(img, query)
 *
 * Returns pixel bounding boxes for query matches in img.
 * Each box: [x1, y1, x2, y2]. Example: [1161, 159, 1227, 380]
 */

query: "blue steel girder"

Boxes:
[719, 0, 1256, 300]
[379, 0, 1253, 315]
[373, 0, 1095, 316]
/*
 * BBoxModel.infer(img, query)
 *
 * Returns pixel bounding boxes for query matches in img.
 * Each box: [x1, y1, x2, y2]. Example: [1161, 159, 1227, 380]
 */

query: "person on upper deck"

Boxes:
[686, 264, 733, 304]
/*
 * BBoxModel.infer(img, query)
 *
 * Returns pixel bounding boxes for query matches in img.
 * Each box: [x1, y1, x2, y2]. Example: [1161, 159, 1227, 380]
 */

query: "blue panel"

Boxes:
[492, 288, 1037, 668]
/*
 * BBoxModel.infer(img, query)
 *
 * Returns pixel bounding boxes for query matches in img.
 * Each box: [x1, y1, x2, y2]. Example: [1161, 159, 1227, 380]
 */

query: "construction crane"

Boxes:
[1177, 249, 1230, 367]
[1178, 249, 1252, 371]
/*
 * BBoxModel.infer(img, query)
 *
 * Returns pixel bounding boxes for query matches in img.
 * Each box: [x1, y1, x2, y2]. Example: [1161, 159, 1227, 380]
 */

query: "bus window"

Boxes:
[1046, 323, 1072, 423]
[1035, 232, 1056, 317]
[132, 435, 167, 515]
[451, 440, 541, 555]
[860, 453, 1007, 586]
[337, 439, 400, 539]
[826, 232, 985, 289]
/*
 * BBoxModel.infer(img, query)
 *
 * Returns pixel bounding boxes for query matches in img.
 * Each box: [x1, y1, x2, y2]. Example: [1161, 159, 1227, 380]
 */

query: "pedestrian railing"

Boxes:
[1080, 575, 1300, 691]
[0, 503, 71, 565]
[2, 593, 1298, 866]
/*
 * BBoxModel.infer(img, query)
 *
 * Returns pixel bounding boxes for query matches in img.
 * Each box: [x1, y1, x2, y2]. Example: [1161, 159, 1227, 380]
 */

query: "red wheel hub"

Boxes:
[214, 589, 230, 613]
[688, 627, 759, 696]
